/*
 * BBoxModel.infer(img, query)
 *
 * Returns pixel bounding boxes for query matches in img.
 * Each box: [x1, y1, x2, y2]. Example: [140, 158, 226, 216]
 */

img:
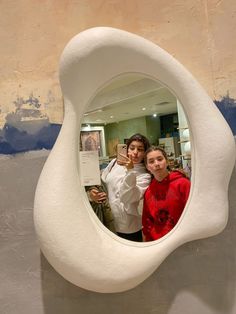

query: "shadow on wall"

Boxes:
[40, 168, 236, 314]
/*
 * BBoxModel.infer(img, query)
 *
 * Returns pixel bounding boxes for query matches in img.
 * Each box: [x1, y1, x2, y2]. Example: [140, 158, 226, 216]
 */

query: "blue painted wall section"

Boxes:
[0, 123, 61, 154]
[0, 94, 61, 154]
[0, 94, 235, 155]
[214, 94, 236, 135]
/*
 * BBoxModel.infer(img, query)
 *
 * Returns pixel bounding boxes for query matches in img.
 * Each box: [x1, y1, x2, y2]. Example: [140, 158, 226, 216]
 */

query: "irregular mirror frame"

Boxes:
[34, 27, 236, 293]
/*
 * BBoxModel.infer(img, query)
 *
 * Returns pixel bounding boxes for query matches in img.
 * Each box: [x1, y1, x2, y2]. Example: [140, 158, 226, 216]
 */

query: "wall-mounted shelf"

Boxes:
[179, 154, 191, 160]
[178, 140, 189, 143]
[177, 126, 189, 130]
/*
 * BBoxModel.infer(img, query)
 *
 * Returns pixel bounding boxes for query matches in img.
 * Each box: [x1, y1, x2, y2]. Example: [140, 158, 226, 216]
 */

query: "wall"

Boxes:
[1, 0, 236, 116]
[104, 115, 161, 155]
[0, 1, 236, 313]
[104, 116, 147, 155]
[146, 115, 161, 145]
[1, 150, 236, 314]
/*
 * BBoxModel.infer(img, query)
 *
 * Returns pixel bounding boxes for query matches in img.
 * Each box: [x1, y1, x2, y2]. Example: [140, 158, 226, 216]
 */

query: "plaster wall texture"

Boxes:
[0, 0, 235, 125]
[0, 149, 235, 313]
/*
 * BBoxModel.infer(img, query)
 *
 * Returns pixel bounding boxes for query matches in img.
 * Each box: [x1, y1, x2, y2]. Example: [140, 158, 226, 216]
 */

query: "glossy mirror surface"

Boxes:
[80, 74, 192, 242]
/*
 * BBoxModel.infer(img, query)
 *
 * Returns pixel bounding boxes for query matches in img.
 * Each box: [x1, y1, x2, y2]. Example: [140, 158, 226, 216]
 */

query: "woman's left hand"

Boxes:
[117, 154, 134, 170]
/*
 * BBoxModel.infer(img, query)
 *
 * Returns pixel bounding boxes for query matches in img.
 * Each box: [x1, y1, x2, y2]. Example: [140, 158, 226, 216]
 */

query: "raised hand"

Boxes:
[117, 153, 134, 170]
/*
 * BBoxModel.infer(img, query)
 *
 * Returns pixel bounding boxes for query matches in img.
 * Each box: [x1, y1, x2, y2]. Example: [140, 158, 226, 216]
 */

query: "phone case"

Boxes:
[117, 144, 127, 161]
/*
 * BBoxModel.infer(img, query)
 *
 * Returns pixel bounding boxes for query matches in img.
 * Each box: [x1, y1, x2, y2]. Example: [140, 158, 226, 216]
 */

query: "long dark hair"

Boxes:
[126, 133, 151, 152]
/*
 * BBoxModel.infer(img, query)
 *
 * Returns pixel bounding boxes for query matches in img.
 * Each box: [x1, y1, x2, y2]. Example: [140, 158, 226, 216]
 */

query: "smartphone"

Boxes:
[116, 144, 127, 161]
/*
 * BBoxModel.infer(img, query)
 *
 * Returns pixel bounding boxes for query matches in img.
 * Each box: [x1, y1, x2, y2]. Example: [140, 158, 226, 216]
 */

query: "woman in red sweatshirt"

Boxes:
[142, 146, 190, 241]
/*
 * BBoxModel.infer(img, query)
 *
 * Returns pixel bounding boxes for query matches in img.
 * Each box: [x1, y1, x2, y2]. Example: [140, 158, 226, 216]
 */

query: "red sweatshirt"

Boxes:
[142, 171, 190, 241]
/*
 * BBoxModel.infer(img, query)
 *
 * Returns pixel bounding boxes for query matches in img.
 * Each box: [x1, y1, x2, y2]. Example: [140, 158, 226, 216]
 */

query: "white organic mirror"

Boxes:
[34, 27, 236, 293]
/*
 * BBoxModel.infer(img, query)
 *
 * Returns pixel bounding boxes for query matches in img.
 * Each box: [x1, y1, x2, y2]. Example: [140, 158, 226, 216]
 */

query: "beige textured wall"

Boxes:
[0, 0, 235, 126]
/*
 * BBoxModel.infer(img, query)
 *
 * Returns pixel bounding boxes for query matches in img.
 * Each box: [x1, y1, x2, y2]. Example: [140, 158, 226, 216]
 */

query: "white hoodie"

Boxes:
[101, 159, 151, 234]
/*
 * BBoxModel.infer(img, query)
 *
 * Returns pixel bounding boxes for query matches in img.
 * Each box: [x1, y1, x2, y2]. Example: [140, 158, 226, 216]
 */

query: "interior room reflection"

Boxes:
[79, 74, 191, 242]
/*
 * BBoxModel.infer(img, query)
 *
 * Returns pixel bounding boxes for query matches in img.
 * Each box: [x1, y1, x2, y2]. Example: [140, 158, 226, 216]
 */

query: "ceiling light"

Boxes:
[155, 101, 169, 106]
[153, 113, 157, 117]
[84, 109, 103, 116]
[110, 115, 114, 118]
[142, 107, 146, 111]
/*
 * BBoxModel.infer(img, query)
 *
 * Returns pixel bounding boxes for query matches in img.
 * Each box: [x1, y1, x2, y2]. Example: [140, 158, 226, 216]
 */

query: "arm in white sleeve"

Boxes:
[101, 159, 116, 182]
[119, 170, 151, 205]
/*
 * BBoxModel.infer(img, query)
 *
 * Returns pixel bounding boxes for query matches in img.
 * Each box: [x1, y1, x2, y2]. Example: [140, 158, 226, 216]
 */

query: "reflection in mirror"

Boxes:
[79, 74, 191, 242]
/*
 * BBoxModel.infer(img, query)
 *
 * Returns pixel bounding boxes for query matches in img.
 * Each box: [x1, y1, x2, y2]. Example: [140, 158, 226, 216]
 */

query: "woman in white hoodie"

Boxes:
[89, 133, 151, 242]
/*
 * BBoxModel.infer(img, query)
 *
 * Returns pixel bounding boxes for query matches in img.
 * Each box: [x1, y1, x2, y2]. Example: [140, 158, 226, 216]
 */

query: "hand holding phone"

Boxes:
[116, 144, 127, 161]
[117, 144, 134, 170]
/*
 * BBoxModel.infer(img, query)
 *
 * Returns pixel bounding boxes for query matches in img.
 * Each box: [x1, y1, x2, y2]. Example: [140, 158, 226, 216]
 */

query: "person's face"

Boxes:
[146, 150, 168, 177]
[127, 140, 145, 164]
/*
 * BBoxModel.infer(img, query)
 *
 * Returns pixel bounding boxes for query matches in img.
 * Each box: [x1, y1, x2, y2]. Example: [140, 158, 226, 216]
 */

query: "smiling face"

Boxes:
[127, 140, 145, 164]
[146, 149, 169, 181]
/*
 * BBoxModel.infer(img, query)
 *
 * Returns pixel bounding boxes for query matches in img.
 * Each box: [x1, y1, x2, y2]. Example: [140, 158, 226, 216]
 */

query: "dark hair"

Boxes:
[126, 133, 151, 152]
[144, 146, 168, 166]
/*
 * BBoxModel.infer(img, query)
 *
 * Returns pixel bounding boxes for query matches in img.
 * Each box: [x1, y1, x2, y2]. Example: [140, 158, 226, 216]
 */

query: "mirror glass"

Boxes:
[80, 74, 191, 242]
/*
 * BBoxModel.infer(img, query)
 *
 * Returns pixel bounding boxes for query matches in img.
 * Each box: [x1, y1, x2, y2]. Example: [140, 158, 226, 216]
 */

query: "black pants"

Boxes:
[117, 230, 143, 242]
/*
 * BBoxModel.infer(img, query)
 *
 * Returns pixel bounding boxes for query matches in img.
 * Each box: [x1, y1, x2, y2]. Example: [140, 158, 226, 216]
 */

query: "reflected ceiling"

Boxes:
[82, 75, 177, 124]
